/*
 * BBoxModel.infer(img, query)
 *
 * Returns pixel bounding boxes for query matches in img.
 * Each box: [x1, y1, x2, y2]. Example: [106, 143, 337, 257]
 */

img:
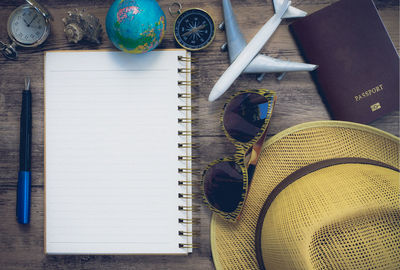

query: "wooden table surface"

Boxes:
[0, 0, 398, 269]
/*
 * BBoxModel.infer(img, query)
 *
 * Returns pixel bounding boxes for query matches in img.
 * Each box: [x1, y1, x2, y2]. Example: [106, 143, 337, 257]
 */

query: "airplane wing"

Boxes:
[243, 54, 317, 73]
[273, 0, 307, 18]
[222, 0, 315, 73]
[222, 0, 247, 64]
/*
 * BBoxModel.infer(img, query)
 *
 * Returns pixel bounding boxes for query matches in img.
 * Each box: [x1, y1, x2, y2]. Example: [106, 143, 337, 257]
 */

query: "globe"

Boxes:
[106, 0, 166, 54]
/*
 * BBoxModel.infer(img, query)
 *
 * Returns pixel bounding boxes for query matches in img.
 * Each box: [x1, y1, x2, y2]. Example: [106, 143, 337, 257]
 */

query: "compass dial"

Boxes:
[174, 9, 215, 51]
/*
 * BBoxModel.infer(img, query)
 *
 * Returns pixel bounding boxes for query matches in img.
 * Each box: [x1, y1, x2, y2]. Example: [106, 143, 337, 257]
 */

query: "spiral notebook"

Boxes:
[44, 50, 194, 254]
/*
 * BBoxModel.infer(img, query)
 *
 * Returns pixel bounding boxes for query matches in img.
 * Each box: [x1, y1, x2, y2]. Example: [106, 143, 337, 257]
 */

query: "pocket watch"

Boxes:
[1, 0, 51, 59]
[170, 3, 216, 51]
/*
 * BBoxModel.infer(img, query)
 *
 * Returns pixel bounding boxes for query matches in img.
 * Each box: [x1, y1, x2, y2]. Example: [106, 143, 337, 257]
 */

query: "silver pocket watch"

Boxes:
[1, 0, 51, 59]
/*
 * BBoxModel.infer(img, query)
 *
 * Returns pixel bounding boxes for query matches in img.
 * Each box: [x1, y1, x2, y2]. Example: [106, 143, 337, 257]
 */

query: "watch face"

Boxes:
[9, 5, 47, 46]
[174, 9, 215, 51]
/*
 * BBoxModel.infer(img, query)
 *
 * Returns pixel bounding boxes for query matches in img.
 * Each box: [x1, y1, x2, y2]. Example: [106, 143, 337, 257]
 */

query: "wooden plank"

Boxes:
[0, 0, 398, 269]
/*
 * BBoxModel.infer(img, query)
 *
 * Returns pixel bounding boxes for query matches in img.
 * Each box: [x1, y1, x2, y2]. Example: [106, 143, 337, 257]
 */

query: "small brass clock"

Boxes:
[1, 0, 51, 59]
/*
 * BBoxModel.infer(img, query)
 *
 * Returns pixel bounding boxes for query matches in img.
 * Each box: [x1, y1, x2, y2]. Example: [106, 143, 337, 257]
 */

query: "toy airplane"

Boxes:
[208, 0, 317, 102]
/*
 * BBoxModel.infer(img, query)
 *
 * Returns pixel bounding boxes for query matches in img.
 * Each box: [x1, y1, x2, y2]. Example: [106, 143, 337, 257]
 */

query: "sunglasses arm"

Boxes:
[245, 131, 268, 167]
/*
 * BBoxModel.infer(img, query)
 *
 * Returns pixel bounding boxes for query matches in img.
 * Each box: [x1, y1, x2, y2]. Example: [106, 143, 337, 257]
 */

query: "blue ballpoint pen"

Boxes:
[17, 77, 32, 224]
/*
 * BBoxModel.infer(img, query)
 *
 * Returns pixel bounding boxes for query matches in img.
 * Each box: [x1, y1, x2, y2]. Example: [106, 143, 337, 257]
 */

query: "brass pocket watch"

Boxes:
[1, 0, 51, 59]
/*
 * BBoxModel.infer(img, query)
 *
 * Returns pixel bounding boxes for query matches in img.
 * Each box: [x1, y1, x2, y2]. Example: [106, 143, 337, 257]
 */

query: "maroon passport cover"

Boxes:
[289, 0, 399, 124]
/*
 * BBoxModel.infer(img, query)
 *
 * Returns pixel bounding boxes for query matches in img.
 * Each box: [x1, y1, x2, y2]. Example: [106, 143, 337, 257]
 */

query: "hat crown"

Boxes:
[309, 207, 400, 269]
[258, 161, 400, 270]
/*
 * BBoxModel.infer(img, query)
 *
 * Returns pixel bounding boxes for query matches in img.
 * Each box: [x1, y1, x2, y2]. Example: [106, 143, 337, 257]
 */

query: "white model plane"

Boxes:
[208, 0, 317, 102]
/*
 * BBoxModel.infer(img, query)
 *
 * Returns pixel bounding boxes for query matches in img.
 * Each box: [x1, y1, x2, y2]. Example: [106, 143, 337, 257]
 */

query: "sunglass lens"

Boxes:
[203, 161, 244, 213]
[224, 93, 270, 142]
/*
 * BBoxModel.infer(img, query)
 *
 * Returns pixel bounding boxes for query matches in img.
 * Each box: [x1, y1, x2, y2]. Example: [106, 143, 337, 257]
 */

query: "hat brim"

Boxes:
[210, 121, 399, 270]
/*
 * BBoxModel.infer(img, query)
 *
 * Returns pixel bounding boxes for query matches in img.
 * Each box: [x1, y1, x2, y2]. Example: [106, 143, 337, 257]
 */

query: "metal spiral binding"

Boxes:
[178, 130, 196, 136]
[178, 155, 198, 161]
[178, 68, 195, 74]
[179, 205, 201, 211]
[178, 55, 196, 62]
[178, 118, 195, 124]
[178, 105, 197, 111]
[179, 218, 201, 224]
[178, 168, 201, 175]
[179, 243, 200, 249]
[178, 93, 194, 99]
[178, 180, 202, 186]
[178, 193, 202, 199]
[178, 143, 198, 148]
[177, 54, 199, 250]
[179, 230, 200, 236]
[178, 80, 196, 86]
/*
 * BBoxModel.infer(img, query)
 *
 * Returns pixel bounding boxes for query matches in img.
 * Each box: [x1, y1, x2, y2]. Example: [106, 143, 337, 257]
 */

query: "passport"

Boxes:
[289, 0, 399, 124]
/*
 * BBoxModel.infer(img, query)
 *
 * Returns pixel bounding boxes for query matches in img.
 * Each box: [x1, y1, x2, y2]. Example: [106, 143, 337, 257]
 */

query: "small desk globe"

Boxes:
[106, 0, 166, 54]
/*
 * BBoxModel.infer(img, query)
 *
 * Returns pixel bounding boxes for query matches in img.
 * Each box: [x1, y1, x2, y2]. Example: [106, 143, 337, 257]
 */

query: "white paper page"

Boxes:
[45, 50, 192, 254]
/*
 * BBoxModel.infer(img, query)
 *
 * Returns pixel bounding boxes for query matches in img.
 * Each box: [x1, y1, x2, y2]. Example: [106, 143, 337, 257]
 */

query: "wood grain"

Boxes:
[0, 0, 398, 269]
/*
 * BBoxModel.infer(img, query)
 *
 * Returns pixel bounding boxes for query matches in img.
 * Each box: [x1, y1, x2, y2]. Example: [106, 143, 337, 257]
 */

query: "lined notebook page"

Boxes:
[45, 50, 192, 254]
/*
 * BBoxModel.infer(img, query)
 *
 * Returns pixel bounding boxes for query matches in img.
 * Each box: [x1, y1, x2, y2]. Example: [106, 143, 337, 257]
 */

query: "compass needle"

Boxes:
[173, 8, 215, 51]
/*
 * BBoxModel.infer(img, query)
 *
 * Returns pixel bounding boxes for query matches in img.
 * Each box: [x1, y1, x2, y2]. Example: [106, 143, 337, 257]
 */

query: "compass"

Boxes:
[173, 8, 216, 51]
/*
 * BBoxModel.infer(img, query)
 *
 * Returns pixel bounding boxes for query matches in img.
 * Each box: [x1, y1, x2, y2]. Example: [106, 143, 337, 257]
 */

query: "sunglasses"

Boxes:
[202, 89, 276, 221]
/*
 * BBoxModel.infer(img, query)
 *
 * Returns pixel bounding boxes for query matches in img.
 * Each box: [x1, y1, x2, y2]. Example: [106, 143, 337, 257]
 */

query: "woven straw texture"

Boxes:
[261, 163, 399, 269]
[210, 121, 400, 270]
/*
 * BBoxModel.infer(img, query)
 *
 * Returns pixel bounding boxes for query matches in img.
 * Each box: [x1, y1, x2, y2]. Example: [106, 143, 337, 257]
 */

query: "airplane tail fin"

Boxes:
[273, 0, 307, 18]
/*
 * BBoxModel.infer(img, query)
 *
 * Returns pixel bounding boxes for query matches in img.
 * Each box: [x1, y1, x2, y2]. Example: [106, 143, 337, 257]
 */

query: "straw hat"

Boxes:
[210, 121, 399, 270]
